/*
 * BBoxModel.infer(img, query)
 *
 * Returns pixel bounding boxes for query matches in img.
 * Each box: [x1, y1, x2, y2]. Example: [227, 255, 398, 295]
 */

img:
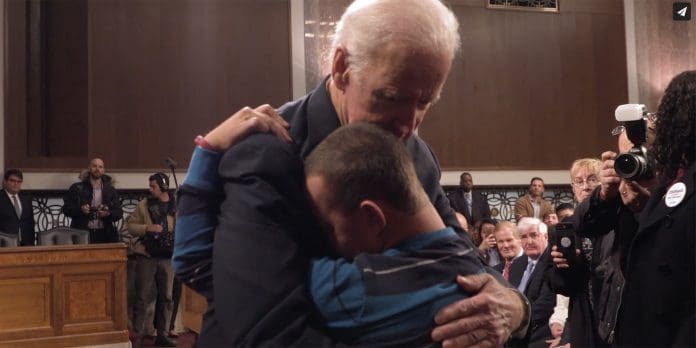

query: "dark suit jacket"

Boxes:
[447, 188, 491, 227]
[508, 249, 556, 345]
[0, 191, 35, 246]
[198, 77, 467, 346]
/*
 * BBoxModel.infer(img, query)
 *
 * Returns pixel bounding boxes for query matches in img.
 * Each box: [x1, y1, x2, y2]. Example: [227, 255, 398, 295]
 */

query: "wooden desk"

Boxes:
[0, 243, 128, 348]
[181, 285, 207, 334]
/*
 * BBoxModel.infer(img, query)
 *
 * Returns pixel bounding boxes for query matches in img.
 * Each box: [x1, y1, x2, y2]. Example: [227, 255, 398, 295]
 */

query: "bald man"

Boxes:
[63, 158, 123, 243]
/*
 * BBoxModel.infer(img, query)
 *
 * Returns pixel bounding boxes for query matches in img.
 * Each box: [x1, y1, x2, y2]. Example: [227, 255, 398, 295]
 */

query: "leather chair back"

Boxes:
[0, 232, 18, 247]
[38, 227, 90, 245]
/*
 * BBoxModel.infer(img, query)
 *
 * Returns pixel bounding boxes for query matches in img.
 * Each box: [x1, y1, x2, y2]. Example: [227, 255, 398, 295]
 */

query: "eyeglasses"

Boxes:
[611, 112, 657, 136]
[572, 176, 599, 188]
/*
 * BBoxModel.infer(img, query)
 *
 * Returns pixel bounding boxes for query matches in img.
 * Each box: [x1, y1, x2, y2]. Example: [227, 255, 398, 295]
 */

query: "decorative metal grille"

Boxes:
[23, 186, 574, 234]
[443, 185, 575, 222]
[25, 190, 148, 233]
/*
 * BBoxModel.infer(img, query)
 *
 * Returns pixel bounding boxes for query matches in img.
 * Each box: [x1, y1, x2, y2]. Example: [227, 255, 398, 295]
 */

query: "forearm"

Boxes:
[172, 146, 223, 295]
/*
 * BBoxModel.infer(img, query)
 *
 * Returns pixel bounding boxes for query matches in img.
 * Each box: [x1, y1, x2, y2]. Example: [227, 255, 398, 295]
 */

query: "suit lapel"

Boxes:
[0, 192, 18, 220]
[508, 257, 527, 288]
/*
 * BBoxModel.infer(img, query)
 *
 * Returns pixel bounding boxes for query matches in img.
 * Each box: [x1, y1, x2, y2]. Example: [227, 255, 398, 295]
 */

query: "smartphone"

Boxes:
[553, 222, 576, 257]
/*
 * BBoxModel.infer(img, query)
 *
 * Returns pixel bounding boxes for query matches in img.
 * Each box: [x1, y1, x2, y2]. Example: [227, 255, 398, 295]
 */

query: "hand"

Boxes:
[204, 104, 291, 151]
[97, 205, 110, 217]
[146, 224, 163, 233]
[478, 235, 496, 252]
[549, 322, 564, 338]
[619, 179, 651, 213]
[551, 246, 580, 269]
[81, 204, 91, 215]
[545, 336, 561, 348]
[599, 151, 621, 200]
[431, 274, 524, 348]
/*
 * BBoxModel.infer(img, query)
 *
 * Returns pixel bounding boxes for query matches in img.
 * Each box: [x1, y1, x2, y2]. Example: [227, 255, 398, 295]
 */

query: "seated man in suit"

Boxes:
[448, 172, 491, 228]
[0, 169, 35, 246]
[493, 220, 523, 280]
[306, 122, 486, 345]
[508, 217, 556, 347]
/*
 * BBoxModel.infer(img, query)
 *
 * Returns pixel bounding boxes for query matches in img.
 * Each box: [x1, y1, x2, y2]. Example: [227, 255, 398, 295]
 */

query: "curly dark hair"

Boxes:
[651, 70, 696, 181]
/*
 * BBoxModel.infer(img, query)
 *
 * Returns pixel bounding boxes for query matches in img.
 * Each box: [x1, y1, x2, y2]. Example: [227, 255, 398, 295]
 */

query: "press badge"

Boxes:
[665, 182, 686, 208]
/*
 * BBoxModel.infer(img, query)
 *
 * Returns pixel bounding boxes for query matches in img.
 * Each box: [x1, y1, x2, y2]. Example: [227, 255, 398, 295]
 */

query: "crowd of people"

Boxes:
[0, 0, 693, 347]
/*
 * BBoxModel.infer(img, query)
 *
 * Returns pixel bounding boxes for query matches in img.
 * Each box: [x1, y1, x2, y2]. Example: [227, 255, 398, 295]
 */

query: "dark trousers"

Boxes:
[134, 255, 174, 335]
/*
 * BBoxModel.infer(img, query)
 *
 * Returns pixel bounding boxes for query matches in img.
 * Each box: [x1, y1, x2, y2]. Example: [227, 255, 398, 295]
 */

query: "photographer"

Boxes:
[127, 173, 176, 347]
[573, 70, 695, 346]
[62, 158, 123, 243]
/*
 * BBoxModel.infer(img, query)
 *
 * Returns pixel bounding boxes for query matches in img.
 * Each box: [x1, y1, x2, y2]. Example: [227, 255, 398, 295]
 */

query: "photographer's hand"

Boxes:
[146, 224, 163, 233]
[619, 180, 652, 212]
[97, 205, 110, 218]
[599, 151, 621, 200]
[551, 245, 580, 269]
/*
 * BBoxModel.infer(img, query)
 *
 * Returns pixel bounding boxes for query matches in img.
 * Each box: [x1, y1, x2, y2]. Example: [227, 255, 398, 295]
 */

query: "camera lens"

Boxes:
[615, 153, 640, 178]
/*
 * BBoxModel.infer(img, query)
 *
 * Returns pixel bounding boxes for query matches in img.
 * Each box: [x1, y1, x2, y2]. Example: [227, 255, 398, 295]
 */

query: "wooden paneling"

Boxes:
[181, 285, 206, 334]
[5, 0, 291, 171]
[419, 0, 626, 170]
[0, 244, 128, 347]
[633, 0, 696, 112]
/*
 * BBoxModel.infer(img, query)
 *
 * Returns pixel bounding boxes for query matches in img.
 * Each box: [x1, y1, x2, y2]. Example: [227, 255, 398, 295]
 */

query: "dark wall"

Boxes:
[6, 0, 628, 171]
[419, 0, 627, 170]
[633, 0, 696, 112]
[6, 0, 291, 170]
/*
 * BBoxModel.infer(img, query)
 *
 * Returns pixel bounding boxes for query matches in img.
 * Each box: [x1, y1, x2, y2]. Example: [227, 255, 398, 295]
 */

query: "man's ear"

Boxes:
[359, 200, 386, 232]
[331, 47, 350, 90]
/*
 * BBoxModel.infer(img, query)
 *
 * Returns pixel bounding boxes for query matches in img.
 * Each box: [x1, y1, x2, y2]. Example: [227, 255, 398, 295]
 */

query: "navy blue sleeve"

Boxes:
[173, 146, 223, 298]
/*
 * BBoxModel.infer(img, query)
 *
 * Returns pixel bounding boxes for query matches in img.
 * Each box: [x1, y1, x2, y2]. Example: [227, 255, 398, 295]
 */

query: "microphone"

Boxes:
[165, 157, 178, 169]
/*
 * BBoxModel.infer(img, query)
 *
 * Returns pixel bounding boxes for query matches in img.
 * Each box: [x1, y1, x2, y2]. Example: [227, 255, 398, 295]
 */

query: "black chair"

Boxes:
[37, 227, 90, 245]
[0, 232, 18, 247]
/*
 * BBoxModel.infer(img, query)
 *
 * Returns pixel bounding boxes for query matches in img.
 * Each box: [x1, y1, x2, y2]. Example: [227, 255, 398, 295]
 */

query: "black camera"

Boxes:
[88, 206, 99, 220]
[613, 104, 654, 180]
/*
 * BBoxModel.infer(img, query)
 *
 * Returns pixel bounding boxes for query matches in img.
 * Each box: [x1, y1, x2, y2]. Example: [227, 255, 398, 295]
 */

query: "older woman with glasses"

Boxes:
[546, 157, 611, 348]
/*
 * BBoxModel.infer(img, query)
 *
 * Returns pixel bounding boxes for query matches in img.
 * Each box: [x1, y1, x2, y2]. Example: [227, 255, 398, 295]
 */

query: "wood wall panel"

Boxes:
[633, 0, 696, 112]
[419, 0, 626, 170]
[0, 277, 51, 330]
[5, 0, 291, 170]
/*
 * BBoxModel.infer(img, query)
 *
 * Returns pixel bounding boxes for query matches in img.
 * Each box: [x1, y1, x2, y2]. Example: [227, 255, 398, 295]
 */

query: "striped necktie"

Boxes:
[11, 195, 21, 218]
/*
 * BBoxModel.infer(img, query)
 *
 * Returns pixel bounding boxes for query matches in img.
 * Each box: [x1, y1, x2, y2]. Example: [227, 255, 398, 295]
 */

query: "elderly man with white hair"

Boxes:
[508, 217, 556, 347]
[173, 0, 529, 346]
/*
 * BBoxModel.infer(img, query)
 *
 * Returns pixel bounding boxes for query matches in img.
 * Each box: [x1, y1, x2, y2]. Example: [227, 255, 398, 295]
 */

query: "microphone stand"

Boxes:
[166, 157, 179, 190]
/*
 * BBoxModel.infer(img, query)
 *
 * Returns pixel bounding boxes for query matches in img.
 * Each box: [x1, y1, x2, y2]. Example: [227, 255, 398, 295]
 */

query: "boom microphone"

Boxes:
[165, 157, 178, 169]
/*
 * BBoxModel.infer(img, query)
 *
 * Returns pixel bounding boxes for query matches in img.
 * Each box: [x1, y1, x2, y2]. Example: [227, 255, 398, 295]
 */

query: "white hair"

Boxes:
[517, 217, 548, 235]
[329, 0, 460, 78]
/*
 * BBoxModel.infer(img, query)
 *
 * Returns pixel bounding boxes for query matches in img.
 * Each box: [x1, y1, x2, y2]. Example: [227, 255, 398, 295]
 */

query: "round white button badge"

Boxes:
[665, 182, 686, 208]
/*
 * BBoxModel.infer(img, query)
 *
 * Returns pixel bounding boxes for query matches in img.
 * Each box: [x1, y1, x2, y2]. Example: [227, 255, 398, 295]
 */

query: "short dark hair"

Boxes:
[530, 177, 544, 184]
[460, 172, 471, 180]
[555, 203, 574, 215]
[304, 122, 427, 214]
[4, 168, 23, 181]
[149, 172, 169, 191]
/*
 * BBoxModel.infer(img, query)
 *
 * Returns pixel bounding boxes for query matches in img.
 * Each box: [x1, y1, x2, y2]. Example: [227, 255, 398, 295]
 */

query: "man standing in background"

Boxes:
[0, 169, 35, 246]
[448, 172, 491, 228]
[63, 158, 123, 243]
